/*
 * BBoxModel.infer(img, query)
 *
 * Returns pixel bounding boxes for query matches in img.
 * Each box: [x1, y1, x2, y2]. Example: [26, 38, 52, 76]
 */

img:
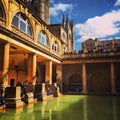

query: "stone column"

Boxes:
[28, 53, 36, 84]
[56, 64, 62, 82]
[110, 62, 116, 94]
[56, 64, 62, 94]
[2, 43, 10, 88]
[82, 63, 87, 93]
[45, 61, 52, 84]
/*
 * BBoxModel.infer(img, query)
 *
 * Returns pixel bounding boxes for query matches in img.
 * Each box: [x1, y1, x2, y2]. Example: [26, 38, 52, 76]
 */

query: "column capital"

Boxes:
[28, 53, 36, 56]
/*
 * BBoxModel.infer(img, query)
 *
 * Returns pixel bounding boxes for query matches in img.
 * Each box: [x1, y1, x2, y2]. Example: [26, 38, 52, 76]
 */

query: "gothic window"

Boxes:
[12, 12, 32, 36]
[52, 41, 59, 52]
[37, 30, 49, 46]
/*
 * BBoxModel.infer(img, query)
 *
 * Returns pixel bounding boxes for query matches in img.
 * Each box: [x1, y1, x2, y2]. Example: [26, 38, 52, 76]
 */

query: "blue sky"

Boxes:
[50, 0, 120, 51]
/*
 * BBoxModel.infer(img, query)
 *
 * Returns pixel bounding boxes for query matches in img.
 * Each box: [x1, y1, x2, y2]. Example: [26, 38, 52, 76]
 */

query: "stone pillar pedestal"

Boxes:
[27, 92, 36, 104]
[5, 86, 24, 108]
[53, 83, 61, 97]
[26, 84, 36, 104]
[37, 83, 47, 101]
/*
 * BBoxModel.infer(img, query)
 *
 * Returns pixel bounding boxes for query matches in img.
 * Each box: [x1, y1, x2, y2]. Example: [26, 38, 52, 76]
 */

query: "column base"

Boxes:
[111, 89, 117, 94]
[82, 89, 87, 94]
[53, 87, 61, 97]
[27, 92, 37, 104]
[5, 86, 24, 108]
[5, 98, 24, 108]
[37, 93, 47, 101]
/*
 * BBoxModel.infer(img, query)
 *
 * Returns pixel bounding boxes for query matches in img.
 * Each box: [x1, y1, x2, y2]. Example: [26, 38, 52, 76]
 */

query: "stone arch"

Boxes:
[68, 73, 82, 92]
[88, 72, 110, 92]
[11, 11, 33, 37]
[69, 73, 82, 84]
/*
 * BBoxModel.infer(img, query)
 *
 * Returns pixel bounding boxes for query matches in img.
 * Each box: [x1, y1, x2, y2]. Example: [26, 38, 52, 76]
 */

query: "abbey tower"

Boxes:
[27, 0, 74, 52]
[27, 0, 50, 24]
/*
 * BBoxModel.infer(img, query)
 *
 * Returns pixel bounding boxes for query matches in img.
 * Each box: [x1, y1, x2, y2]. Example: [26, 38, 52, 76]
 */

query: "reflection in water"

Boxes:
[0, 95, 120, 120]
[83, 97, 88, 120]
[112, 97, 117, 120]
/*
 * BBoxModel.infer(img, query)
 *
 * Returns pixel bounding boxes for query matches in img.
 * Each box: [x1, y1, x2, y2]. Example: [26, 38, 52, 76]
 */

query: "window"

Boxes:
[12, 15, 18, 27]
[37, 30, 49, 46]
[0, 3, 4, 18]
[12, 12, 32, 36]
[0, 6, 3, 17]
[52, 41, 59, 52]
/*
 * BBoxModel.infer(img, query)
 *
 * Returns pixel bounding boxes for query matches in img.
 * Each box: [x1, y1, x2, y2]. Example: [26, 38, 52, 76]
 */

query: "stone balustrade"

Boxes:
[11, 26, 33, 42]
[63, 51, 120, 59]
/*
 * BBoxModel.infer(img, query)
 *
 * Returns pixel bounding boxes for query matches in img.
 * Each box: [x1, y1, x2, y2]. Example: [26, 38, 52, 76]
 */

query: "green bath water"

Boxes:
[0, 95, 120, 120]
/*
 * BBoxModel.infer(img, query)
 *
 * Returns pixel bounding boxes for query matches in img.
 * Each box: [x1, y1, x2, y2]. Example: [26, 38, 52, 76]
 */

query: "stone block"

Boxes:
[5, 86, 24, 108]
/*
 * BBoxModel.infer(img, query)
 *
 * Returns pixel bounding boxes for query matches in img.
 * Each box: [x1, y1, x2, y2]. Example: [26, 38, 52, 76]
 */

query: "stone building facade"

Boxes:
[0, 0, 120, 96]
[82, 38, 120, 53]
[62, 38, 120, 94]
[0, 0, 74, 89]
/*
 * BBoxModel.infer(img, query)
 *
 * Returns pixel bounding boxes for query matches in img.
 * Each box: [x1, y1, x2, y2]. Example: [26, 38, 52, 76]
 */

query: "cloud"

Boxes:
[114, 0, 120, 6]
[74, 10, 120, 42]
[50, 3, 73, 16]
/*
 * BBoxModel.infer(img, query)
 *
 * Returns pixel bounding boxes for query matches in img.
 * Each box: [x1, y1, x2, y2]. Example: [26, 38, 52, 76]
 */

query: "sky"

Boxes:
[50, 0, 120, 51]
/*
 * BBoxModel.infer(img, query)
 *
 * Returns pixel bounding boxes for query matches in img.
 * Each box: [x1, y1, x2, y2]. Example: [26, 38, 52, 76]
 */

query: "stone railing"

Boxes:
[11, 26, 33, 42]
[62, 51, 120, 59]
[37, 41, 61, 57]
[37, 41, 50, 52]
[51, 50, 61, 57]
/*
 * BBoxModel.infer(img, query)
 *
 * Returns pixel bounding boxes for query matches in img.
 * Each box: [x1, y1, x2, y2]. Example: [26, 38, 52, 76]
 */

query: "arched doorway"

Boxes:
[88, 72, 110, 92]
[68, 74, 82, 92]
